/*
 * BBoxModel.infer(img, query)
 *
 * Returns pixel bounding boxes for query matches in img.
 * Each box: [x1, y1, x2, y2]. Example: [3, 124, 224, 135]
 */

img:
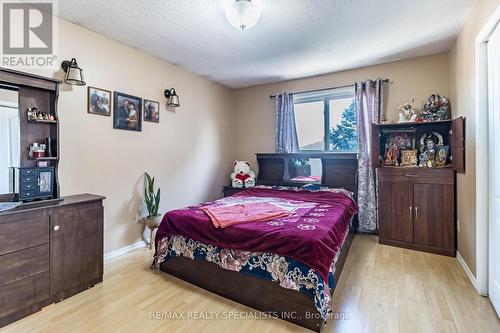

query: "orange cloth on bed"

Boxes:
[202, 202, 290, 229]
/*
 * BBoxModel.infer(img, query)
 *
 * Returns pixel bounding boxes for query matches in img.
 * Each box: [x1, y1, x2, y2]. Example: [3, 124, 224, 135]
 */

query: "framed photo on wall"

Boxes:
[113, 92, 142, 131]
[144, 99, 160, 123]
[87, 87, 111, 116]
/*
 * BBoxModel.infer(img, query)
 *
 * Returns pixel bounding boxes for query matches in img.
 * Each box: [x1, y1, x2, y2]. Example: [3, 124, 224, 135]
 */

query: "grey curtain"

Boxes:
[275, 92, 300, 153]
[355, 79, 384, 232]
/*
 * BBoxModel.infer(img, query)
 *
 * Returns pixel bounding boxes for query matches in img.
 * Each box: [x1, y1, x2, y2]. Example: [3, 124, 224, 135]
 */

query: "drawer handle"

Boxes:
[405, 174, 420, 178]
[415, 207, 418, 219]
[409, 206, 412, 218]
[53, 225, 60, 231]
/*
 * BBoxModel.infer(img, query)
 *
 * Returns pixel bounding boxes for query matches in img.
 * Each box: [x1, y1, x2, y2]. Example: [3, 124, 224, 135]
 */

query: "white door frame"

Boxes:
[475, 5, 500, 296]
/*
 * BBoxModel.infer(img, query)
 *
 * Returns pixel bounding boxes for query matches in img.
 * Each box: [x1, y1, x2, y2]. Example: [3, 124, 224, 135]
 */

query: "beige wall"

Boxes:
[448, 0, 500, 276]
[7, 2, 494, 263]
[234, 53, 450, 166]
[23, 18, 236, 253]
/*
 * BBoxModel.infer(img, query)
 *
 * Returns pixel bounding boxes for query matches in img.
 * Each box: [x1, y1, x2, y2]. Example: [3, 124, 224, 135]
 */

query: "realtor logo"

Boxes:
[1, 1, 57, 68]
[2, 2, 52, 54]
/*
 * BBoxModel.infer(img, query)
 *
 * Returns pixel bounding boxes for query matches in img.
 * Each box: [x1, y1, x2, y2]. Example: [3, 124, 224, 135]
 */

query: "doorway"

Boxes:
[476, 5, 500, 316]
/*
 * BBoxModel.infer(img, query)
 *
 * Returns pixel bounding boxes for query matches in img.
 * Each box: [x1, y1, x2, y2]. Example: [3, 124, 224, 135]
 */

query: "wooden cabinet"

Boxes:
[50, 206, 104, 301]
[372, 118, 463, 256]
[377, 168, 455, 256]
[413, 184, 454, 250]
[0, 194, 104, 327]
[378, 182, 414, 243]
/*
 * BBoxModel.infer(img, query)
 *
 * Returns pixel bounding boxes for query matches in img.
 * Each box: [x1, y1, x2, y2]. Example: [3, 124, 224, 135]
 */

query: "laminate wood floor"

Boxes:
[1, 235, 499, 333]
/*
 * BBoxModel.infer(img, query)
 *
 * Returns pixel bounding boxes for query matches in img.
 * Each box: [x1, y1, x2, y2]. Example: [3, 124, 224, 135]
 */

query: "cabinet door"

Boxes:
[50, 206, 103, 301]
[451, 117, 465, 173]
[413, 184, 454, 251]
[378, 182, 414, 242]
[36, 169, 54, 197]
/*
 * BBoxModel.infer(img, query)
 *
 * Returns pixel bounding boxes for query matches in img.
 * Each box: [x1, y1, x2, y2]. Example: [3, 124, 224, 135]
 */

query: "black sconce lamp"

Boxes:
[61, 58, 86, 86]
[164, 88, 180, 108]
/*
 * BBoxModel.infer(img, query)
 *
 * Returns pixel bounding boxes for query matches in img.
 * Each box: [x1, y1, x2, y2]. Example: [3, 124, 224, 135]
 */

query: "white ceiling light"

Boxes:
[225, 0, 261, 31]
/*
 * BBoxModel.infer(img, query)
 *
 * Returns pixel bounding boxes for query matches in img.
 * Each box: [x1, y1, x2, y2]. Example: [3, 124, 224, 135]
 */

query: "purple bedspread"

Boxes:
[154, 188, 358, 282]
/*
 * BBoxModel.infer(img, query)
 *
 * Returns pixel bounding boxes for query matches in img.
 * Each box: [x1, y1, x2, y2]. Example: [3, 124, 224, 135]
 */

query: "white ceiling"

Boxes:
[58, 0, 475, 88]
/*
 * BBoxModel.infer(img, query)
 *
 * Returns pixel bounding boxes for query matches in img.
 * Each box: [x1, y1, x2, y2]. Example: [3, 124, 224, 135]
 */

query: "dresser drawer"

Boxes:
[0, 271, 49, 325]
[21, 175, 36, 183]
[377, 167, 454, 185]
[20, 168, 36, 176]
[0, 216, 49, 256]
[0, 245, 49, 286]
[21, 182, 36, 191]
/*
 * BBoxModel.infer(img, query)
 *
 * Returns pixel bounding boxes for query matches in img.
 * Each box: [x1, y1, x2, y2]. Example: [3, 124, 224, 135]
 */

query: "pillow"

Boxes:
[300, 184, 322, 191]
[255, 184, 354, 200]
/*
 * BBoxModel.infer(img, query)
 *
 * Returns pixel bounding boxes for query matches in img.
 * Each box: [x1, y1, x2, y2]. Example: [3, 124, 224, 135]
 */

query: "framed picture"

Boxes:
[144, 99, 160, 123]
[388, 133, 412, 149]
[400, 149, 418, 167]
[383, 143, 399, 166]
[435, 146, 450, 167]
[113, 92, 142, 131]
[87, 87, 111, 116]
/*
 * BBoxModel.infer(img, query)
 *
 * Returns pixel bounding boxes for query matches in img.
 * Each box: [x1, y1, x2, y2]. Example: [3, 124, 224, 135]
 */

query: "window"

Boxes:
[294, 86, 357, 151]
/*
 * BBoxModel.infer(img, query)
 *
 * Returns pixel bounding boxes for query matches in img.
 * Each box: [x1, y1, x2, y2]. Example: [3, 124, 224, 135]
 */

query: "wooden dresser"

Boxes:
[0, 194, 104, 327]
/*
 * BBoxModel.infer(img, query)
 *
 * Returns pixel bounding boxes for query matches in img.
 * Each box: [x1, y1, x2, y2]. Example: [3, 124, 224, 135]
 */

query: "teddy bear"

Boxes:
[230, 160, 256, 188]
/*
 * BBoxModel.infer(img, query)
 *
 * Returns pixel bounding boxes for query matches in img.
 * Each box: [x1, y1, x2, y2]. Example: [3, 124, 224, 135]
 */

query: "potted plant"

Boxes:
[143, 172, 161, 249]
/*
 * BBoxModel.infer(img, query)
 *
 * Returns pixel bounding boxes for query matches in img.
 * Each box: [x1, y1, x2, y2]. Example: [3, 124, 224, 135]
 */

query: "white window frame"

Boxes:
[293, 86, 356, 152]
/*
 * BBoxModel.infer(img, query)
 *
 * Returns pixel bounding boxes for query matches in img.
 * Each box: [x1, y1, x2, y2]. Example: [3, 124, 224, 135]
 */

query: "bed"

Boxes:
[152, 153, 358, 332]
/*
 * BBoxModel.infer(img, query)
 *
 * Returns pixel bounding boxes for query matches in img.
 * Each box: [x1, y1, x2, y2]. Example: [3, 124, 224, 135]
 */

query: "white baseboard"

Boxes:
[456, 251, 478, 292]
[104, 240, 148, 262]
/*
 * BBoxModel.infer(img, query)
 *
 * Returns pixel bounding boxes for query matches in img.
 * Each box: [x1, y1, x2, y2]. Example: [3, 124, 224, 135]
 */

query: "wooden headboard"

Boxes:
[255, 152, 358, 196]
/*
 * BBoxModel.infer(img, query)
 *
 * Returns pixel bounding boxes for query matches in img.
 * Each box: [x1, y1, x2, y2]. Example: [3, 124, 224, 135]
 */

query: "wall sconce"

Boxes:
[164, 88, 180, 107]
[61, 58, 86, 86]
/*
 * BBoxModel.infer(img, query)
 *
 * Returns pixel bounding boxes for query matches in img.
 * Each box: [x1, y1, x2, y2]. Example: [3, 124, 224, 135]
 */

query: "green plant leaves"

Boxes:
[144, 172, 161, 217]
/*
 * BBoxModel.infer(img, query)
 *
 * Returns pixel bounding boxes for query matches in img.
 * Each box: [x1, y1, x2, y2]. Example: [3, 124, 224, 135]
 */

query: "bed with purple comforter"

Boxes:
[152, 186, 358, 319]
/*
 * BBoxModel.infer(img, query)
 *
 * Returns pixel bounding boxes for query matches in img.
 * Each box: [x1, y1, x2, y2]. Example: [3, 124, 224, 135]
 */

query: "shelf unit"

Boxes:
[372, 117, 465, 172]
[0, 68, 61, 200]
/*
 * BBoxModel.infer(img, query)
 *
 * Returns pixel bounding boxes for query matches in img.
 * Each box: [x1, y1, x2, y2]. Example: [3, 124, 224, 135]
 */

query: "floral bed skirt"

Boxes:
[152, 231, 349, 320]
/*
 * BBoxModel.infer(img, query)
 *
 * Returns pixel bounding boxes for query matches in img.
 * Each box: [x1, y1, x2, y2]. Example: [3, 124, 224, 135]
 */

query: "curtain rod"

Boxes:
[269, 79, 389, 99]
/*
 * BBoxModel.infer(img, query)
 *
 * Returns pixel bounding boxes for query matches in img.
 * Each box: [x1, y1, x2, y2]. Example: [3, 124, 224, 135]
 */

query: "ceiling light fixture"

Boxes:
[225, 0, 261, 31]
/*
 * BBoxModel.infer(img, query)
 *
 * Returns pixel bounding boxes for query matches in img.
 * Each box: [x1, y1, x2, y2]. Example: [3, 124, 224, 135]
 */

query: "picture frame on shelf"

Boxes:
[435, 146, 450, 167]
[383, 143, 399, 166]
[400, 149, 418, 167]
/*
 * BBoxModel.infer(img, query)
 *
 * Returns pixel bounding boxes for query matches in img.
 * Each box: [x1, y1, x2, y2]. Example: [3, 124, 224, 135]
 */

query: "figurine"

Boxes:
[419, 132, 439, 167]
[422, 93, 450, 121]
[398, 98, 417, 123]
[380, 114, 388, 124]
